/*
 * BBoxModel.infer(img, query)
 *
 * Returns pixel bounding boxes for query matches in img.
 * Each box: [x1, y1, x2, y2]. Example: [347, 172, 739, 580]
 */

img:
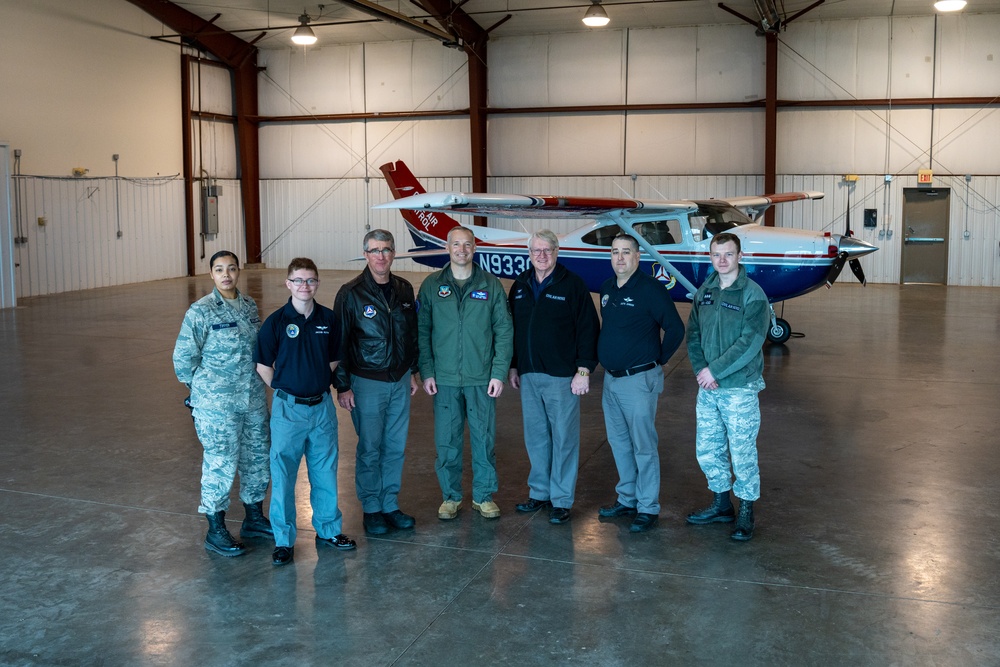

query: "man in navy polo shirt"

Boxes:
[255, 257, 356, 566]
[597, 234, 685, 533]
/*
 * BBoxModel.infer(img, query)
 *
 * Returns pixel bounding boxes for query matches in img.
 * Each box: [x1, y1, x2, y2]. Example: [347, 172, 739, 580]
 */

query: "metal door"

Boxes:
[901, 188, 949, 284]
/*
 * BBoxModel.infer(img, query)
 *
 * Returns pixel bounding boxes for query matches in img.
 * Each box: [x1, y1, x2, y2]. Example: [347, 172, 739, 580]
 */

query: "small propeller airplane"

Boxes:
[374, 161, 878, 344]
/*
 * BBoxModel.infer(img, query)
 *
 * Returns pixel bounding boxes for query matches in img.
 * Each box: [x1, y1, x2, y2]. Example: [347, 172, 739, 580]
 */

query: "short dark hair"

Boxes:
[364, 229, 395, 252]
[209, 250, 239, 269]
[710, 232, 741, 254]
[287, 257, 319, 276]
[612, 233, 639, 252]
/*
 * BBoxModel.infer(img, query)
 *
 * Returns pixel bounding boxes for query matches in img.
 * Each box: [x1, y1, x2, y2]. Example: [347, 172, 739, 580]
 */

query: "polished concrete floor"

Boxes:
[1, 270, 998, 666]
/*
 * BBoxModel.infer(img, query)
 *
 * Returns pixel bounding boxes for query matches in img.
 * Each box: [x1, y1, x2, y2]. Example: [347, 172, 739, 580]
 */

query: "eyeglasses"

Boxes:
[529, 248, 554, 256]
[288, 278, 319, 286]
[365, 248, 394, 257]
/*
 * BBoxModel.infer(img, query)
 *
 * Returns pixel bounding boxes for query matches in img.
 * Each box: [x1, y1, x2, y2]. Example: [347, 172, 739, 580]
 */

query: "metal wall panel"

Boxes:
[11, 176, 185, 298]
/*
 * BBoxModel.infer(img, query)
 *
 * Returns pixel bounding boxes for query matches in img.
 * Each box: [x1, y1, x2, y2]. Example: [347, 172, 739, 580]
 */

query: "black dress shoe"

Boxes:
[629, 513, 659, 533]
[515, 498, 552, 513]
[598, 501, 638, 518]
[316, 534, 357, 551]
[549, 507, 571, 524]
[363, 512, 389, 535]
[383, 509, 416, 530]
[272, 546, 294, 566]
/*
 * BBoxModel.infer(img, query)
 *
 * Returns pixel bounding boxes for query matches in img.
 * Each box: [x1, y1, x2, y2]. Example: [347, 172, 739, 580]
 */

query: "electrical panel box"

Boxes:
[864, 209, 877, 228]
[202, 187, 219, 235]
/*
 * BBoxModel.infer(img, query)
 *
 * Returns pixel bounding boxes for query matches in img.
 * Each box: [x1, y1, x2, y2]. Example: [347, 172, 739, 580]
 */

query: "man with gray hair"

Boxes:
[508, 229, 599, 524]
[333, 229, 419, 536]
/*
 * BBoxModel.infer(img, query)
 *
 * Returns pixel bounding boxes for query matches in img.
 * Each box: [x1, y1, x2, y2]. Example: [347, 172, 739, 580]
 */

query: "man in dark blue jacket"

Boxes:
[333, 230, 419, 537]
[508, 230, 599, 525]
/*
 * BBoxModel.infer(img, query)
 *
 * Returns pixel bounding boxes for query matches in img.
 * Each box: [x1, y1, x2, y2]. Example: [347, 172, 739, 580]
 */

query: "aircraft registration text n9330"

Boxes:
[478, 252, 530, 278]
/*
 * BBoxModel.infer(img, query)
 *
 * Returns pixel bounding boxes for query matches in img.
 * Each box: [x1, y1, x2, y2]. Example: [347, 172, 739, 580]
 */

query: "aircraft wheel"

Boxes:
[767, 318, 792, 345]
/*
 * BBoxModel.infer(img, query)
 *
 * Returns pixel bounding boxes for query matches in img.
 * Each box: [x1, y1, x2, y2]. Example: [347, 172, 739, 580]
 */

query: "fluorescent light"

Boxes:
[933, 0, 967, 11]
[583, 1, 610, 27]
[291, 14, 317, 45]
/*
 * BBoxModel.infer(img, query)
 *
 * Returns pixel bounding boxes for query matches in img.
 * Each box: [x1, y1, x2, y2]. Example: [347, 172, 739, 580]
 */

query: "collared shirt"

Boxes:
[255, 298, 342, 397]
[598, 269, 685, 372]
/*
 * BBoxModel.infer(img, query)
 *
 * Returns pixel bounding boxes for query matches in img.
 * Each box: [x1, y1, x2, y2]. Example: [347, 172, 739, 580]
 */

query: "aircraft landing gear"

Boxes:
[767, 317, 792, 345]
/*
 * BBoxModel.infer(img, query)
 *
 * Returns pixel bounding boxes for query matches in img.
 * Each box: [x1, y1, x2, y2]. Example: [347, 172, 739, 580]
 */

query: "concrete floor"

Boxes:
[0, 269, 998, 666]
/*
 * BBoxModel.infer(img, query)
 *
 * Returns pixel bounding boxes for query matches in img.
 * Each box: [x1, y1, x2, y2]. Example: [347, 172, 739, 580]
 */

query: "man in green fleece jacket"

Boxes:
[685, 232, 770, 541]
[417, 226, 514, 521]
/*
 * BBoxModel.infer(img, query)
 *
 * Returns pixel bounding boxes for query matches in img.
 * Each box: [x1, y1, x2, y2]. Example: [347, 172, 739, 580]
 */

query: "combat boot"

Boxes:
[686, 492, 735, 524]
[205, 511, 247, 557]
[731, 499, 755, 541]
[240, 501, 274, 539]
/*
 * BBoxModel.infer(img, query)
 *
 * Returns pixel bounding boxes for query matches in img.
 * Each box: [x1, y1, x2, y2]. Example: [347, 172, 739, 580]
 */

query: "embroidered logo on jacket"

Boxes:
[211, 322, 237, 330]
[545, 294, 566, 301]
[363, 305, 377, 319]
[438, 285, 452, 298]
[285, 324, 300, 338]
[470, 290, 488, 300]
[721, 302, 742, 312]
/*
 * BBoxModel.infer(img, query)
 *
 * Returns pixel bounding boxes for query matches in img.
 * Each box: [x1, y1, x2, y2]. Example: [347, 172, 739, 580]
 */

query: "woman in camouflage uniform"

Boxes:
[173, 251, 272, 556]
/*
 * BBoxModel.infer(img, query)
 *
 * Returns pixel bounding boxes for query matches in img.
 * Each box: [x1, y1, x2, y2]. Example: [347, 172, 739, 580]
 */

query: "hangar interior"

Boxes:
[1, 0, 999, 664]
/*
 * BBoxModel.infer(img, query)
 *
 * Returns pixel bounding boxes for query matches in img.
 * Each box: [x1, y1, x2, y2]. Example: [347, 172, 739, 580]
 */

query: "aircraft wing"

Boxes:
[713, 191, 825, 209]
[374, 192, 698, 219]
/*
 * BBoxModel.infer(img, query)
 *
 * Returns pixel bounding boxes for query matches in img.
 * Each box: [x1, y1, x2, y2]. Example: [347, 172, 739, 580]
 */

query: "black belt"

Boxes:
[607, 362, 657, 378]
[275, 388, 327, 406]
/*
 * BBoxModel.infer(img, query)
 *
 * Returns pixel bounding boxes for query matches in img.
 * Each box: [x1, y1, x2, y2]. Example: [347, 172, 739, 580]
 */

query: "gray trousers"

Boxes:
[349, 373, 412, 513]
[520, 373, 581, 509]
[695, 383, 763, 501]
[602, 368, 664, 515]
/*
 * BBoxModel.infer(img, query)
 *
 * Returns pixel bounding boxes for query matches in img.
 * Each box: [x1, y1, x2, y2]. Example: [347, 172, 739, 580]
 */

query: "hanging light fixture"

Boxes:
[933, 0, 967, 10]
[291, 13, 317, 45]
[582, 1, 611, 27]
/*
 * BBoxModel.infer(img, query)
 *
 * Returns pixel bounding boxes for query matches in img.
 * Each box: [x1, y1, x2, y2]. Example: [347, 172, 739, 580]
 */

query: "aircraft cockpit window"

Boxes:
[695, 204, 752, 241]
[632, 219, 681, 246]
[581, 226, 620, 247]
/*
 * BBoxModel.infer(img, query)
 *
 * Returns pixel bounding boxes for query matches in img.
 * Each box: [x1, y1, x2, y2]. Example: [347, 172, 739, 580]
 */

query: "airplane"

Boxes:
[374, 160, 878, 344]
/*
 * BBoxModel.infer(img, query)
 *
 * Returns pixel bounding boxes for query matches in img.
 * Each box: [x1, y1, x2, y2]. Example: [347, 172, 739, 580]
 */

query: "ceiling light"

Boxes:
[291, 14, 317, 45]
[933, 0, 967, 10]
[582, 1, 610, 27]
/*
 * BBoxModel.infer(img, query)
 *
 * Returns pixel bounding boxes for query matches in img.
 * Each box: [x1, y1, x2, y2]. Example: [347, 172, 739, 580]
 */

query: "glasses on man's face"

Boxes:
[529, 248, 554, 256]
[288, 278, 319, 286]
[365, 248, 394, 257]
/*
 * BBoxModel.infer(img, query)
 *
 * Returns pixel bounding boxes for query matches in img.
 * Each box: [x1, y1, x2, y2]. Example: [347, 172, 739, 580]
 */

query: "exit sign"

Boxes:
[918, 169, 933, 184]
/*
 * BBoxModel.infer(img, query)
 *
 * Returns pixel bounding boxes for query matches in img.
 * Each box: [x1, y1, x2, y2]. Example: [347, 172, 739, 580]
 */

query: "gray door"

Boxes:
[901, 188, 949, 284]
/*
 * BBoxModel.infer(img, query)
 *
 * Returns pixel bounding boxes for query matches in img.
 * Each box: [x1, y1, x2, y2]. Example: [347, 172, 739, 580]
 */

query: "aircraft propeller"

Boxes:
[825, 188, 872, 288]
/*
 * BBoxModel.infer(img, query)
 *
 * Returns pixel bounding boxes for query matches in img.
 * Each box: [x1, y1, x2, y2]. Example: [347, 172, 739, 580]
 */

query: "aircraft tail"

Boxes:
[379, 161, 462, 250]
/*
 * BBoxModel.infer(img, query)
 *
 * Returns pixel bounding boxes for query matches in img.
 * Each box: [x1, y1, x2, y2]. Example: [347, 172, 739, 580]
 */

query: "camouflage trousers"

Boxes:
[695, 381, 764, 501]
[193, 404, 271, 514]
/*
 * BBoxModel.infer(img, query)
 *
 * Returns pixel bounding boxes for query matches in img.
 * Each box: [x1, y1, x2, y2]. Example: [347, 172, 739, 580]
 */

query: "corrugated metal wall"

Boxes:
[11, 176, 186, 298]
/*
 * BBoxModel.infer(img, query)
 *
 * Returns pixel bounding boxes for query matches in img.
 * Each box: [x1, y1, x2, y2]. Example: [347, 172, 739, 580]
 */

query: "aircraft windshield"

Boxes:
[691, 204, 753, 242]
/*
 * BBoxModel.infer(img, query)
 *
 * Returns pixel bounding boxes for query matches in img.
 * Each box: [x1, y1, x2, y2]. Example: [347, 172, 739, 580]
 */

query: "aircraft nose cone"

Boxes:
[839, 236, 878, 259]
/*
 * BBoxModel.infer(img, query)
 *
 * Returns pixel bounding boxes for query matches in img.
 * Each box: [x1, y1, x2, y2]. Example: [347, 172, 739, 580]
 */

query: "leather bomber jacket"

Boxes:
[331, 267, 418, 391]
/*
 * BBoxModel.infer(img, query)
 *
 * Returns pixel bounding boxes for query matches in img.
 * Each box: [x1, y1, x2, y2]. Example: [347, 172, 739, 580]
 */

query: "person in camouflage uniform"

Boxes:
[685, 232, 770, 541]
[173, 250, 272, 557]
